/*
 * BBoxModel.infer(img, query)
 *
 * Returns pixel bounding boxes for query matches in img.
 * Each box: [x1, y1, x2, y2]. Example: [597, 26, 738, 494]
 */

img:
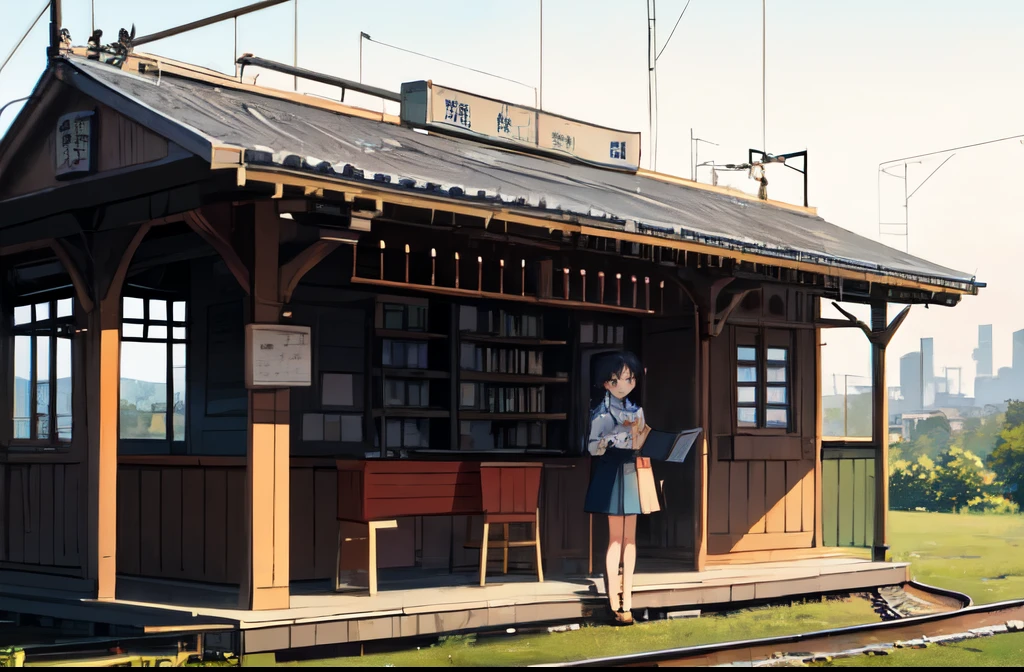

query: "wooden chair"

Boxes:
[465, 462, 544, 586]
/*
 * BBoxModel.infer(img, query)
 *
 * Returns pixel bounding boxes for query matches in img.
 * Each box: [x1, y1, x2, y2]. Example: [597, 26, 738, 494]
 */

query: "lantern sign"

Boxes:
[55, 111, 95, 179]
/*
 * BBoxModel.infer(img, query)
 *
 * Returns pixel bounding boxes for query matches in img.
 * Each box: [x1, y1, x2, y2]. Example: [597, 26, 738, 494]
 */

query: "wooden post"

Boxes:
[695, 326, 710, 572]
[87, 297, 121, 601]
[242, 202, 290, 610]
[84, 224, 151, 601]
[814, 325, 824, 547]
[870, 302, 889, 562]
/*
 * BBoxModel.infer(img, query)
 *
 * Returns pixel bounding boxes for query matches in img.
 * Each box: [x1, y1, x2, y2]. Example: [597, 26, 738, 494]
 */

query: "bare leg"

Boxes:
[605, 515, 625, 612]
[620, 515, 638, 613]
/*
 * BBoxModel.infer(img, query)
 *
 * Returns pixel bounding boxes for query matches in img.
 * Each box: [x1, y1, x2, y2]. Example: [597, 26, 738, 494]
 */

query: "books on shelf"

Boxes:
[460, 345, 544, 375]
[458, 305, 541, 338]
[459, 383, 545, 413]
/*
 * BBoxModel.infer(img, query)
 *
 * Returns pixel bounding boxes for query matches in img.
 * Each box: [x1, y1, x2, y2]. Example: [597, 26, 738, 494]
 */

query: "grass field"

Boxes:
[888, 510, 1024, 604]
[280, 510, 1024, 667]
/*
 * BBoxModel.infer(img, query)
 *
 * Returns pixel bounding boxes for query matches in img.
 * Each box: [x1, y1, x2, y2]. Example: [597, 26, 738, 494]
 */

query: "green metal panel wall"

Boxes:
[822, 458, 875, 548]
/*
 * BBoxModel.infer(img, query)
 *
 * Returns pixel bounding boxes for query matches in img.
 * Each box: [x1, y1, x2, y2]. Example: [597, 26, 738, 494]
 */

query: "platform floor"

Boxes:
[1, 554, 910, 654]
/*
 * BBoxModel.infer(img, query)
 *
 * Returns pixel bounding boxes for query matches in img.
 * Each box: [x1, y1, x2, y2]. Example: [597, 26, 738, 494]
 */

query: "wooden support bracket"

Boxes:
[278, 239, 342, 303]
[48, 238, 94, 314]
[184, 209, 251, 294]
[710, 288, 759, 338]
[831, 302, 911, 348]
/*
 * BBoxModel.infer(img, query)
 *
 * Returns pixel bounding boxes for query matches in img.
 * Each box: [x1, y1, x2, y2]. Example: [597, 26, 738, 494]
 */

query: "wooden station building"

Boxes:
[0, 47, 982, 656]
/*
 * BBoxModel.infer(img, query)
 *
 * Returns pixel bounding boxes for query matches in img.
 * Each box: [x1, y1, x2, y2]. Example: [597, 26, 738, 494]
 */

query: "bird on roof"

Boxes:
[87, 29, 103, 60]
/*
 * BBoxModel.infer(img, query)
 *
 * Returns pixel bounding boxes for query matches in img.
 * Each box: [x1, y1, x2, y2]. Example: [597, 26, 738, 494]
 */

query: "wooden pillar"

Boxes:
[84, 224, 150, 600]
[813, 326, 824, 547]
[870, 302, 889, 562]
[241, 202, 290, 610]
[694, 324, 710, 572]
[86, 298, 120, 599]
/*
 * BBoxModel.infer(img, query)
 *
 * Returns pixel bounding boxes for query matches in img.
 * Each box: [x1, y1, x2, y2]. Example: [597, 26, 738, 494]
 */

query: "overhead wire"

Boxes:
[363, 35, 536, 95]
[655, 0, 693, 62]
[0, 2, 50, 76]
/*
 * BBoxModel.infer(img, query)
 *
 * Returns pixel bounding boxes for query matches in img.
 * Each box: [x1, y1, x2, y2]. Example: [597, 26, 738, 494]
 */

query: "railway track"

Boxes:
[535, 582, 1024, 667]
[4, 582, 1019, 666]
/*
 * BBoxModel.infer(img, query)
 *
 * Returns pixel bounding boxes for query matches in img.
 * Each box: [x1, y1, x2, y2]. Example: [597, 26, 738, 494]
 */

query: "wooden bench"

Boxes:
[335, 460, 483, 595]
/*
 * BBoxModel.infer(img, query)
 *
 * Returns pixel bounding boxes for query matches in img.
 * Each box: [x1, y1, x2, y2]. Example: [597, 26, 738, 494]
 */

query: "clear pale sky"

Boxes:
[2, 1, 1022, 393]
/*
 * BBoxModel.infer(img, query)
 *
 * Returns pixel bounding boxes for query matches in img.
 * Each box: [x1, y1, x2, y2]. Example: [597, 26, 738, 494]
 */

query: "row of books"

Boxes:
[459, 420, 545, 450]
[459, 305, 542, 337]
[460, 383, 545, 413]
[460, 344, 544, 375]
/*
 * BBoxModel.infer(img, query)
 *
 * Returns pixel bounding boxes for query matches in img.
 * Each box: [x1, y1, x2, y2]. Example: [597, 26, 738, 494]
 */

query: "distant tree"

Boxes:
[1005, 400, 1024, 430]
[988, 424, 1024, 507]
[931, 447, 991, 513]
[956, 415, 1003, 461]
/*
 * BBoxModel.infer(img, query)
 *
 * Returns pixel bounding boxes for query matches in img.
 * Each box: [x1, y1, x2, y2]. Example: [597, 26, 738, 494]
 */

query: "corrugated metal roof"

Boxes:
[62, 56, 979, 292]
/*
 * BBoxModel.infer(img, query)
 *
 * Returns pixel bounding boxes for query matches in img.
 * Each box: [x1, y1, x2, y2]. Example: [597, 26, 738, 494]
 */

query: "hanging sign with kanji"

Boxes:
[55, 111, 95, 179]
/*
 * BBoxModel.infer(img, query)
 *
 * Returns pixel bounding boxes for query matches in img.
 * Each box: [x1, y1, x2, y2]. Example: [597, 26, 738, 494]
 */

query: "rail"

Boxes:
[535, 582, 1024, 668]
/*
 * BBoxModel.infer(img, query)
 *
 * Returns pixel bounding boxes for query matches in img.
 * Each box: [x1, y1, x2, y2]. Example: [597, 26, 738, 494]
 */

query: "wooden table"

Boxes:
[336, 460, 483, 595]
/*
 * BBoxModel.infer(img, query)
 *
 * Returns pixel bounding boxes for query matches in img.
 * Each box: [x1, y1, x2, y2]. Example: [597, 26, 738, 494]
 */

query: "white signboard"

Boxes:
[538, 113, 641, 171]
[401, 81, 641, 172]
[55, 111, 94, 179]
[428, 84, 537, 148]
[245, 324, 312, 388]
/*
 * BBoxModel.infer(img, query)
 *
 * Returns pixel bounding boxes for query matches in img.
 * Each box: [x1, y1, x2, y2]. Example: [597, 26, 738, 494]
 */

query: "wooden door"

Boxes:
[707, 327, 817, 556]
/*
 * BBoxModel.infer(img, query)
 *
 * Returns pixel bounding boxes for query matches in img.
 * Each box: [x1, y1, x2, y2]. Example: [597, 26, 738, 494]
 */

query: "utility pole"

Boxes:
[647, 0, 657, 171]
[539, 0, 543, 110]
[48, 0, 63, 61]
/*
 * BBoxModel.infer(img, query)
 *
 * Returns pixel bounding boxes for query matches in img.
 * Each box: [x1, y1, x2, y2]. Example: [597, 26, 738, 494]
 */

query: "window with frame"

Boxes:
[12, 297, 75, 444]
[736, 329, 792, 431]
[119, 297, 187, 442]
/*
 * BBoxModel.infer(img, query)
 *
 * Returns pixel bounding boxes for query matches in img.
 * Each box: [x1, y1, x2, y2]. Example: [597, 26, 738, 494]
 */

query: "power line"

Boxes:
[0, 2, 49, 76]
[363, 35, 537, 97]
[655, 0, 693, 61]
[761, 0, 766, 153]
[879, 132, 1024, 167]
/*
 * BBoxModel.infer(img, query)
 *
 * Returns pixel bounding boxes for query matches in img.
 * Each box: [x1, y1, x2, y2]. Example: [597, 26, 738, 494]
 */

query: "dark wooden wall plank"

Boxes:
[25, 465, 40, 564]
[139, 469, 162, 576]
[225, 468, 246, 584]
[160, 469, 184, 577]
[117, 467, 141, 575]
[39, 465, 54, 566]
[53, 465, 65, 565]
[181, 468, 205, 581]
[204, 469, 228, 583]
[8, 467, 24, 564]
[290, 468, 316, 581]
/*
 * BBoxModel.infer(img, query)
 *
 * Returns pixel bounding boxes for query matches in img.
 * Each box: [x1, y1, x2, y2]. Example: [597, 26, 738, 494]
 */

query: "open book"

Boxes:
[638, 427, 703, 463]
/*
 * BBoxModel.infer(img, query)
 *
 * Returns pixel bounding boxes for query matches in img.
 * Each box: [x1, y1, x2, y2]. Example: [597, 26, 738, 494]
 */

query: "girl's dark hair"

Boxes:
[589, 350, 642, 409]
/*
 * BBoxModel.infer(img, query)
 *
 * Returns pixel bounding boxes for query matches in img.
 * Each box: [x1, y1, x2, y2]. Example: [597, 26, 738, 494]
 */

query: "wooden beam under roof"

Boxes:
[239, 168, 978, 298]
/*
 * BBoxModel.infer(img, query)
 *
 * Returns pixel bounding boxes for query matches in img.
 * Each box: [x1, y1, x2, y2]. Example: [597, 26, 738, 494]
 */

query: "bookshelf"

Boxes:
[455, 304, 570, 453]
[365, 296, 573, 456]
[372, 296, 452, 456]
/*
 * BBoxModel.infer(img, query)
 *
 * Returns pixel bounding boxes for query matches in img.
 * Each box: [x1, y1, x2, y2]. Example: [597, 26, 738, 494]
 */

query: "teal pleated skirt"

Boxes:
[584, 449, 642, 516]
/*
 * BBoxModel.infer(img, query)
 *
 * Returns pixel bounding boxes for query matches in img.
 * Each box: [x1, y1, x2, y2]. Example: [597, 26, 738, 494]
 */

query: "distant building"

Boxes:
[900, 410, 947, 442]
[974, 324, 993, 377]
[921, 338, 935, 408]
[900, 351, 922, 410]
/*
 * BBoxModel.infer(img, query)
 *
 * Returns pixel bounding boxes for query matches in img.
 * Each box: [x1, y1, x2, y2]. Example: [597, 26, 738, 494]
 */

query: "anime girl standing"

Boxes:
[583, 350, 651, 625]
